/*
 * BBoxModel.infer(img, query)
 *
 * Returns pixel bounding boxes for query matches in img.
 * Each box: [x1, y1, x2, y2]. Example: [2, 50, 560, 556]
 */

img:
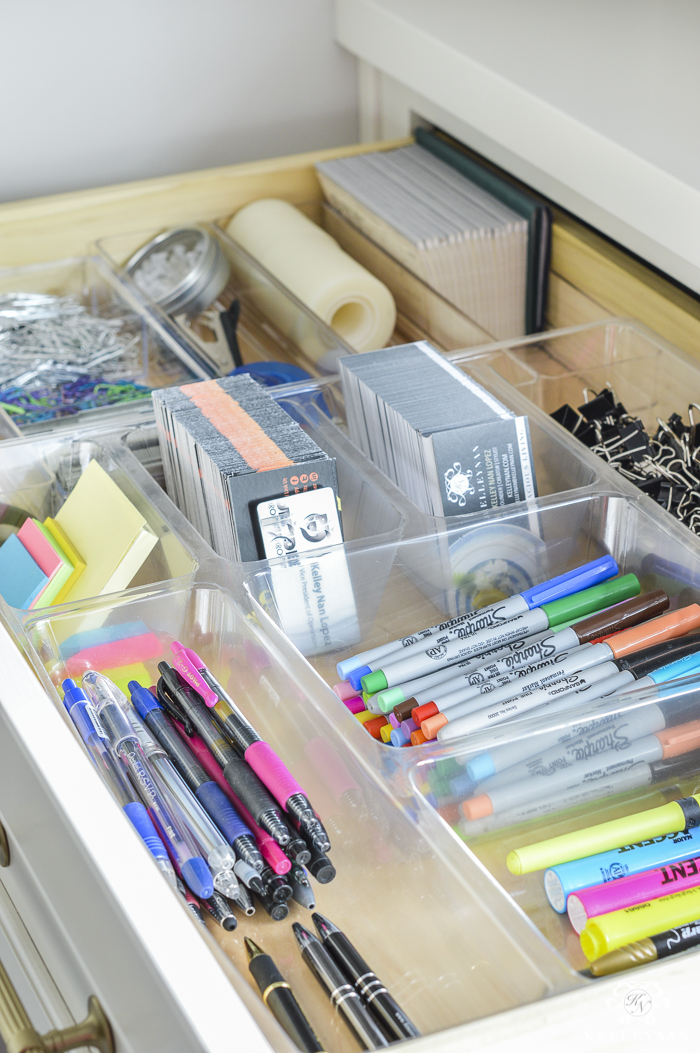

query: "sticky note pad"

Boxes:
[42, 519, 85, 604]
[0, 534, 49, 609]
[17, 519, 74, 608]
[54, 460, 158, 603]
[100, 662, 153, 696]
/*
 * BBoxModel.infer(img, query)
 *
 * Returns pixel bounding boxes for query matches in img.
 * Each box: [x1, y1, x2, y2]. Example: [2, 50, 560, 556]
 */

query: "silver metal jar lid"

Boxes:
[125, 226, 231, 317]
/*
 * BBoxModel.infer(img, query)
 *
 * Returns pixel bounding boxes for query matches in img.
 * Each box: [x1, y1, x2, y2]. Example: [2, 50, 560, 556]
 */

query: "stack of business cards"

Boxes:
[339, 341, 537, 519]
[316, 143, 529, 339]
[153, 375, 341, 562]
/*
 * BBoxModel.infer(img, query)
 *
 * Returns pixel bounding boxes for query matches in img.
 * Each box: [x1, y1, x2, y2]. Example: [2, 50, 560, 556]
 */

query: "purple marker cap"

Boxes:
[401, 717, 418, 735]
[388, 713, 400, 729]
[521, 556, 618, 610]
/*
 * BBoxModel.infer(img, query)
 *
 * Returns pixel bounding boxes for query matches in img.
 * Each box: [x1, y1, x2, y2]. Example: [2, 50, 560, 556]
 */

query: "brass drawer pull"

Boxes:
[0, 956, 113, 1053]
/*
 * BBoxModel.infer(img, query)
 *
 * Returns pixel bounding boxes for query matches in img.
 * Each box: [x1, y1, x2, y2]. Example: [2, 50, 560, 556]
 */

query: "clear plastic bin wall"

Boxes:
[408, 668, 700, 976]
[16, 574, 581, 1044]
[0, 255, 195, 439]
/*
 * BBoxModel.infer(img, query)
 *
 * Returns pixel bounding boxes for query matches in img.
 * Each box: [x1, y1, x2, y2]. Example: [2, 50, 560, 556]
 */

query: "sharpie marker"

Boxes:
[462, 725, 700, 820]
[362, 572, 639, 694]
[589, 918, 700, 975]
[338, 554, 618, 684]
[581, 883, 700, 961]
[61, 678, 177, 889]
[435, 606, 700, 743]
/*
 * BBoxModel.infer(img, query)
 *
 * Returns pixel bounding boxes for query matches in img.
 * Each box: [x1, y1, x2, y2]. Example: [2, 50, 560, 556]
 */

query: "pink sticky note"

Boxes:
[17, 519, 62, 578]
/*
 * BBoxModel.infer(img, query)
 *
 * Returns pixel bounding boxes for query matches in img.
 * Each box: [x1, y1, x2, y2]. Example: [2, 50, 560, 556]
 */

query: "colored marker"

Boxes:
[313, 912, 420, 1040]
[338, 555, 618, 684]
[245, 937, 325, 1053]
[568, 852, 700, 933]
[589, 918, 700, 975]
[466, 659, 700, 783]
[581, 882, 700, 960]
[292, 923, 389, 1049]
[462, 729, 700, 820]
[436, 607, 700, 742]
[362, 573, 639, 694]
[507, 793, 700, 876]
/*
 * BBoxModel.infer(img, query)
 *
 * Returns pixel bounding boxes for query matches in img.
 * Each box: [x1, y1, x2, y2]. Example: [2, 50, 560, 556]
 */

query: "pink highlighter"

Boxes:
[568, 853, 700, 933]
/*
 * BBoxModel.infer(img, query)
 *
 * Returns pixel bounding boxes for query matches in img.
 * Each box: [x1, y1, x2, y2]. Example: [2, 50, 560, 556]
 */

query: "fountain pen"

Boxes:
[245, 937, 325, 1053]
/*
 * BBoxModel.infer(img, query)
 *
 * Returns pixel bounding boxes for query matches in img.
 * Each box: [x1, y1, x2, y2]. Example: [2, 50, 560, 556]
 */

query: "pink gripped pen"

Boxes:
[568, 854, 700, 934]
[171, 642, 331, 853]
[175, 722, 292, 876]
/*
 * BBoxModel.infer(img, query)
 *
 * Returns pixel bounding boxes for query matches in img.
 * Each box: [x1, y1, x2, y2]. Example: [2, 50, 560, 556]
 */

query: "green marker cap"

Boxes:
[362, 669, 387, 694]
[377, 686, 406, 713]
[542, 573, 640, 628]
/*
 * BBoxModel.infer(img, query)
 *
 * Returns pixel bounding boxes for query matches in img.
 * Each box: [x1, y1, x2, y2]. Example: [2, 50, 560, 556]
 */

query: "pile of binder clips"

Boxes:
[552, 388, 700, 535]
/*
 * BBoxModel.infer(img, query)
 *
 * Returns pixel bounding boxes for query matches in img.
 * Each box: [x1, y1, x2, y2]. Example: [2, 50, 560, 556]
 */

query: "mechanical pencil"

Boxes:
[61, 678, 176, 888]
[544, 826, 700, 912]
[568, 852, 700, 933]
[581, 882, 700, 960]
[293, 924, 389, 1049]
[507, 792, 700, 875]
[245, 937, 326, 1053]
[290, 864, 316, 909]
[313, 913, 420, 1041]
[156, 663, 291, 848]
[337, 555, 618, 684]
[465, 667, 700, 783]
[82, 671, 213, 898]
[171, 642, 330, 851]
[377, 589, 670, 715]
[589, 918, 700, 976]
[129, 680, 263, 872]
[462, 735, 700, 820]
[361, 573, 640, 694]
[435, 608, 700, 742]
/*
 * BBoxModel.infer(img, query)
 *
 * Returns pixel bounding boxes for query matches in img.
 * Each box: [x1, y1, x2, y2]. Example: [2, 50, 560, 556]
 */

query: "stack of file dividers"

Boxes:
[153, 375, 340, 562]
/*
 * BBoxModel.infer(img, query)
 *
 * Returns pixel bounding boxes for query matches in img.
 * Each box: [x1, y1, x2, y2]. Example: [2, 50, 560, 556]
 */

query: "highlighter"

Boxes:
[362, 571, 638, 695]
[436, 605, 700, 742]
[376, 589, 669, 714]
[580, 883, 700, 960]
[507, 793, 700, 875]
[338, 554, 618, 685]
[568, 852, 700, 933]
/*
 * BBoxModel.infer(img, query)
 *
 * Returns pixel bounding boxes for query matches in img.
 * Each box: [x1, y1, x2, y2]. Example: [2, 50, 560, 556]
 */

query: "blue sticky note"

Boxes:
[0, 534, 49, 609]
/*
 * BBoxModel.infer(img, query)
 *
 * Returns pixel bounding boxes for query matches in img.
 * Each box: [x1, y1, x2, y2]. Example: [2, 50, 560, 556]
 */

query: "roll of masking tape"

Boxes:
[226, 199, 396, 356]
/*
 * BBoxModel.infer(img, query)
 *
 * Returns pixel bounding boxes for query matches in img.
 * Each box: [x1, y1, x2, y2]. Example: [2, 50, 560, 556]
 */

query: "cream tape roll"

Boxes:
[226, 199, 396, 357]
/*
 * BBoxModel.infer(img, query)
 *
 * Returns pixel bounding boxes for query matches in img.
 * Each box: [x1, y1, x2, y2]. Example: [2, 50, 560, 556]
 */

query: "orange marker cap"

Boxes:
[421, 713, 449, 739]
[608, 604, 700, 658]
[413, 701, 439, 724]
[461, 794, 494, 821]
[656, 718, 700, 758]
[410, 729, 427, 746]
[365, 715, 388, 739]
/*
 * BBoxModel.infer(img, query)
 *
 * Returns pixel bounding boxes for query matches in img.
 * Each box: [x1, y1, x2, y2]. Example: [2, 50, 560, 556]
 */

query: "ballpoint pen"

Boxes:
[81, 671, 213, 899]
[176, 876, 206, 926]
[245, 937, 326, 1053]
[61, 678, 177, 888]
[201, 890, 237, 931]
[127, 708, 240, 899]
[230, 881, 256, 916]
[129, 680, 264, 872]
[157, 662, 292, 847]
[289, 864, 316, 909]
[171, 641, 331, 851]
[293, 923, 389, 1049]
[313, 912, 420, 1041]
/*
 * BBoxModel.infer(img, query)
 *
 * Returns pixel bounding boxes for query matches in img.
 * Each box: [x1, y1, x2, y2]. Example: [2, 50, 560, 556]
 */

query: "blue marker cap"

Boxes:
[129, 680, 159, 716]
[450, 770, 478, 798]
[347, 665, 372, 692]
[464, 753, 496, 783]
[390, 726, 410, 747]
[649, 649, 700, 684]
[520, 555, 618, 610]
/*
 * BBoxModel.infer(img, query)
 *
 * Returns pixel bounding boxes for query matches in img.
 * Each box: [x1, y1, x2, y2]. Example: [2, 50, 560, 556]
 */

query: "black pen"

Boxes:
[312, 913, 420, 1040]
[245, 937, 326, 1053]
[293, 924, 389, 1049]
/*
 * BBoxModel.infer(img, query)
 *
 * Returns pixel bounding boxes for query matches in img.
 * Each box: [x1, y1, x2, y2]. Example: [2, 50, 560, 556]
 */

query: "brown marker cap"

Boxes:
[573, 589, 669, 644]
[393, 698, 418, 722]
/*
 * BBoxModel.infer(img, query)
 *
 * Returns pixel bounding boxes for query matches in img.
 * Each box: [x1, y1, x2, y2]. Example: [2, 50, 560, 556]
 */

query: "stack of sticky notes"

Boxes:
[0, 459, 159, 610]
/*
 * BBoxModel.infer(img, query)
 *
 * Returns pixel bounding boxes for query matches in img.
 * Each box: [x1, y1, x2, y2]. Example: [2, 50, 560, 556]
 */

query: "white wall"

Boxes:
[1, 0, 358, 203]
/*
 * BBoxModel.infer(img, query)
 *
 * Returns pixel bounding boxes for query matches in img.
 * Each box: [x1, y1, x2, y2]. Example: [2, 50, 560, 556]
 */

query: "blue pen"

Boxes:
[81, 671, 213, 899]
[339, 556, 618, 690]
[61, 678, 177, 888]
[128, 681, 264, 877]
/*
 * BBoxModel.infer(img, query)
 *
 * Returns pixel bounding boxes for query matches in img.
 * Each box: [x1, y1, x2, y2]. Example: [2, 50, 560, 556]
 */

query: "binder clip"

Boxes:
[125, 226, 242, 377]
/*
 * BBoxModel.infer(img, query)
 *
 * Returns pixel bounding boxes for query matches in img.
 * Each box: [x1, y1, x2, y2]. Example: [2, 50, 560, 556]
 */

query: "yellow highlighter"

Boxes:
[581, 884, 700, 961]
[507, 794, 700, 875]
